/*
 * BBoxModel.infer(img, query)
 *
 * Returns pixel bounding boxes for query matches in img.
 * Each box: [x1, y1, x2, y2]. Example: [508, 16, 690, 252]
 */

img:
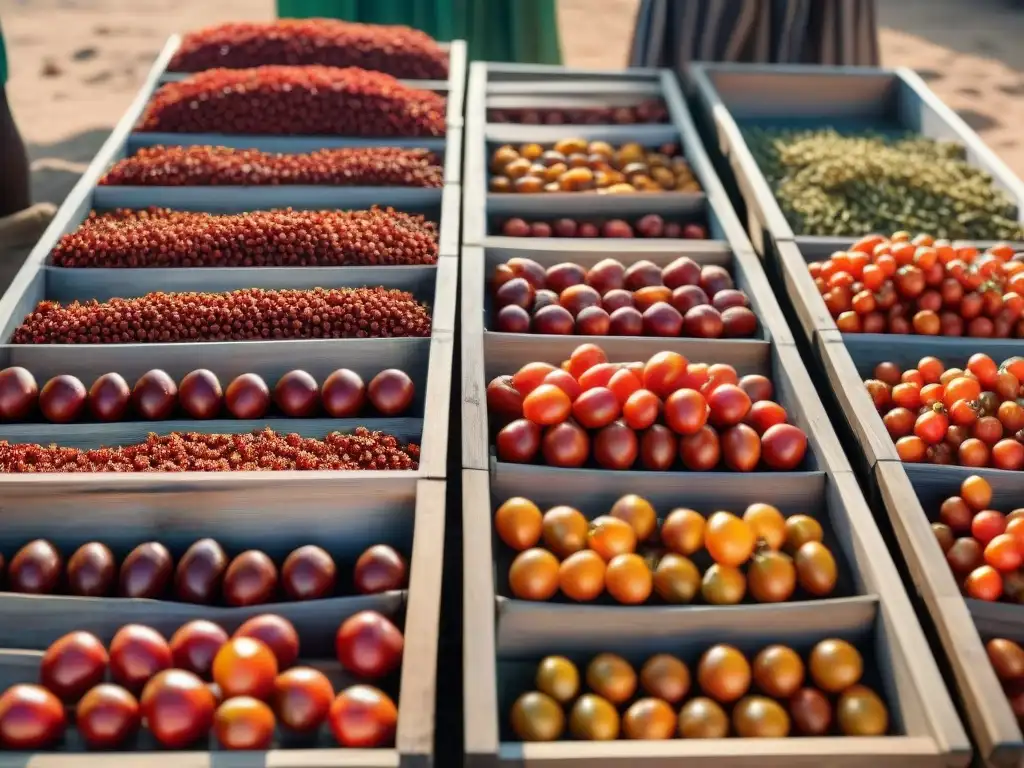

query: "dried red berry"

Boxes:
[51, 206, 438, 269]
[169, 20, 448, 80]
[12, 285, 431, 344]
[137, 66, 446, 137]
[0, 428, 418, 472]
[100, 146, 443, 188]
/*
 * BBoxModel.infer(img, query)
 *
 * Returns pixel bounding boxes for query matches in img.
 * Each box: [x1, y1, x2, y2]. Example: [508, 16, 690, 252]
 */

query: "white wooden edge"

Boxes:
[462, 468, 499, 759]
[396, 479, 447, 760]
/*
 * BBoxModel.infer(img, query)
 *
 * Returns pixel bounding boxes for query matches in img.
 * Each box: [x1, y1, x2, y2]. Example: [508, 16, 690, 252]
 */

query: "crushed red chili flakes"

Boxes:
[169, 19, 449, 80]
[51, 207, 439, 268]
[12, 286, 432, 344]
[0, 428, 420, 472]
[137, 65, 446, 137]
[99, 146, 444, 188]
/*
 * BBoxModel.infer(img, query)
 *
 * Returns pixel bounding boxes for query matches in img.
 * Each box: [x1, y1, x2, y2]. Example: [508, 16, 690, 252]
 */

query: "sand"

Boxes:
[0, 0, 1020, 209]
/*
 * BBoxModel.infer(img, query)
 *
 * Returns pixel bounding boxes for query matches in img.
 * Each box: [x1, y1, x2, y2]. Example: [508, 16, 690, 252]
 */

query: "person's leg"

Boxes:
[0, 85, 31, 218]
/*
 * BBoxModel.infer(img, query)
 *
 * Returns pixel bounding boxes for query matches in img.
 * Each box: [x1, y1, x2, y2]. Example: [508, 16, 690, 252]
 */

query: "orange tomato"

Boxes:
[985, 534, 1023, 572]
[965, 565, 1003, 601]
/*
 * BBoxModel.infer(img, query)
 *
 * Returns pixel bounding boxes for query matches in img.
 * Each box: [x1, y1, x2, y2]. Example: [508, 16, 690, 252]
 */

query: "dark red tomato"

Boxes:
[593, 421, 639, 470]
[335, 611, 404, 679]
[486, 376, 523, 421]
[679, 426, 721, 470]
[739, 375, 773, 403]
[746, 401, 788, 435]
[974, 416, 1005, 446]
[707, 384, 751, 427]
[760, 424, 808, 470]
[641, 425, 677, 470]
[140, 670, 216, 749]
[663, 389, 707, 435]
[76, 683, 140, 749]
[40, 631, 109, 702]
[542, 422, 590, 468]
[721, 424, 762, 471]
[572, 387, 621, 429]
[0, 684, 66, 749]
[496, 419, 542, 463]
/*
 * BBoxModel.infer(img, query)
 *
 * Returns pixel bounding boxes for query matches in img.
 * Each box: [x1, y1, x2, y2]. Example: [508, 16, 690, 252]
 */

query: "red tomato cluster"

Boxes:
[934, 475, 1024, 602]
[809, 232, 1024, 337]
[864, 353, 1024, 469]
[487, 342, 809, 472]
[0, 611, 402, 751]
[492, 255, 757, 339]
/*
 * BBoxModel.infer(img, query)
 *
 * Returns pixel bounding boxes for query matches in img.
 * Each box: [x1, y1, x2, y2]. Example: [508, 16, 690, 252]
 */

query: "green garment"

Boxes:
[275, 0, 562, 64]
[0, 21, 7, 85]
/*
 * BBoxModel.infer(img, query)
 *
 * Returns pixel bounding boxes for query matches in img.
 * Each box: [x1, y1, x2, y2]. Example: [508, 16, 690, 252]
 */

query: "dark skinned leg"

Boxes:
[0, 85, 30, 217]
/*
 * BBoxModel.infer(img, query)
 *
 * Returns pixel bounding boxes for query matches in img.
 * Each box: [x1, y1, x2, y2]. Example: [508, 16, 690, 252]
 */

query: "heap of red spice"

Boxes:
[169, 19, 448, 80]
[0, 428, 419, 472]
[51, 207, 439, 268]
[137, 66, 446, 137]
[99, 146, 444, 188]
[12, 286, 432, 344]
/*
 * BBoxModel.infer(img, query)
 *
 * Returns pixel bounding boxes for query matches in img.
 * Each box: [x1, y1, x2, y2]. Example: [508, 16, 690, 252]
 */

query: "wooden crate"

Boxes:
[875, 462, 1024, 768]
[0, 477, 444, 767]
[686, 63, 1024, 260]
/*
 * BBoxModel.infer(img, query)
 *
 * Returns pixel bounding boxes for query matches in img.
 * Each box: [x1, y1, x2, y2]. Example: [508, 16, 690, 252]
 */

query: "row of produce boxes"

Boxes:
[688, 63, 1024, 767]
[459, 61, 968, 767]
[0, 21, 464, 767]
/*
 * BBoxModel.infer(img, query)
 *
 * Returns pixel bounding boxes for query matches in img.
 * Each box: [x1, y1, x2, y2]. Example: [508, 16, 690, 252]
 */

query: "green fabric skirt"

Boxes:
[0, 21, 7, 85]
[275, 0, 562, 64]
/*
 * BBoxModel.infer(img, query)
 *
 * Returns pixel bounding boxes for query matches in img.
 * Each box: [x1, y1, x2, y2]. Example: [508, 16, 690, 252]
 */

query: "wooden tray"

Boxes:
[150, 35, 465, 130]
[464, 454, 968, 766]
[875, 462, 1024, 768]
[0, 477, 444, 767]
[160, 37, 468, 127]
[462, 66, 768, 269]
[472, 241, 789, 346]
[686, 63, 1024, 259]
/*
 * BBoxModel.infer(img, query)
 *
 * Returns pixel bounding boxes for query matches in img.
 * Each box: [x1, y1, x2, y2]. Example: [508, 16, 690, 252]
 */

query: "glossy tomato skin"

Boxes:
[721, 424, 762, 471]
[212, 637, 279, 700]
[169, 620, 229, 680]
[328, 685, 398, 748]
[76, 683, 140, 749]
[353, 545, 407, 595]
[760, 424, 809, 470]
[140, 669, 216, 749]
[109, 624, 173, 692]
[274, 667, 335, 732]
[335, 611, 404, 679]
[214, 696, 276, 750]
[40, 630, 109, 702]
[0, 684, 66, 749]
[234, 615, 300, 670]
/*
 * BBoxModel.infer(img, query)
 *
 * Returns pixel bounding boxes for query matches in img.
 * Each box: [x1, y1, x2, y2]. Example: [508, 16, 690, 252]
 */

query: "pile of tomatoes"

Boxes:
[935, 474, 1024, 602]
[986, 638, 1024, 724]
[0, 611, 402, 751]
[491, 254, 758, 339]
[487, 342, 809, 471]
[865, 353, 1024, 468]
[496, 494, 839, 606]
[809, 233, 1024, 337]
[509, 640, 889, 741]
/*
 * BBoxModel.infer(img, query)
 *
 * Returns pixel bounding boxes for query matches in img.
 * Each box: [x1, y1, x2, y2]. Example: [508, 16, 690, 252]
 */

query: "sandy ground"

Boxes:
[0, 0, 1021, 209]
